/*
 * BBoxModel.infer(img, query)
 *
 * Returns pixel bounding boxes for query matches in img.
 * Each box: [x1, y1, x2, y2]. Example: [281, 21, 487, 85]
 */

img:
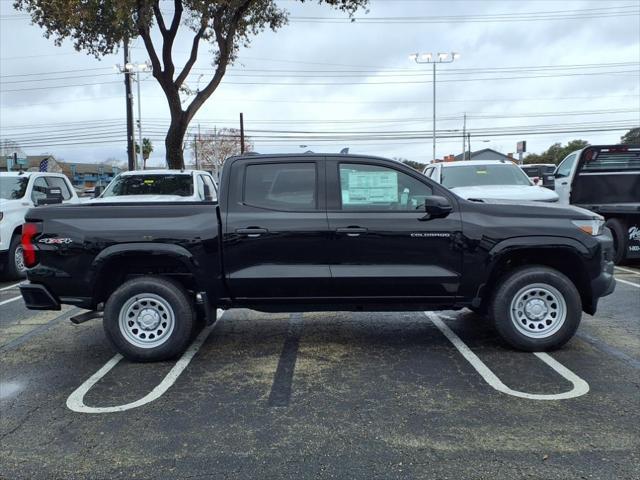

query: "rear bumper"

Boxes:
[19, 282, 61, 310]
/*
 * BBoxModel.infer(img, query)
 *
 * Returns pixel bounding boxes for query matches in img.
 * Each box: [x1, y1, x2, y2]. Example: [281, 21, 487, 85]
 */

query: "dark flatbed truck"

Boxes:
[554, 145, 640, 264]
[19, 153, 615, 361]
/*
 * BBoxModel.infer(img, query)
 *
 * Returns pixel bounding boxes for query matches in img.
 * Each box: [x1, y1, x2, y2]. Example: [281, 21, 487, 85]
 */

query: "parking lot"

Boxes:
[0, 267, 638, 480]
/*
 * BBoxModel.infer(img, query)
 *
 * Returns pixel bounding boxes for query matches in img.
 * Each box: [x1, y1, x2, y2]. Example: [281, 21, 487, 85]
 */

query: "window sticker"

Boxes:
[343, 170, 398, 204]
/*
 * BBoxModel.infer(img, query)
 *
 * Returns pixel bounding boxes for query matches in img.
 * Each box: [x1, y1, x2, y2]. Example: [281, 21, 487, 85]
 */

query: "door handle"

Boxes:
[235, 227, 268, 238]
[336, 227, 367, 237]
[561, 182, 568, 185]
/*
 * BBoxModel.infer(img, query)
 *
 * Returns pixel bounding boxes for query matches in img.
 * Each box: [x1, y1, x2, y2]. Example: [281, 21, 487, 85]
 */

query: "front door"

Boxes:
[223, 159, 331, 301]
[326, 158, 463, 301]
[554, 153, 577, 204]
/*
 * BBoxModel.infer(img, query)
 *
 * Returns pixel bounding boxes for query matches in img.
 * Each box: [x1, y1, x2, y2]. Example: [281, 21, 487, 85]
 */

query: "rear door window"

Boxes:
[556, 154, 577, 178]
[244, 163, 317, 211]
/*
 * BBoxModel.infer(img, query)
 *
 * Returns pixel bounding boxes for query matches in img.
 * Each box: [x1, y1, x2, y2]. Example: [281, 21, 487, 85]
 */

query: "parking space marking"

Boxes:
[616, 277, 640, 289]
[66, 311, 223, 414]
[0, 282, 23, 292]
[0, 295, 22, 307]
[268, 312, 303, 407]
[425, 312, 590, 400]
[615, 266, 640, 276]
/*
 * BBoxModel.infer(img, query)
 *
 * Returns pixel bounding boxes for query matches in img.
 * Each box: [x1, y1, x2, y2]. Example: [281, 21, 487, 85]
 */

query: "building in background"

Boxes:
[454, 148, 515, 162]
[57, 161, 122, 189]
[0, 154, 63, 173]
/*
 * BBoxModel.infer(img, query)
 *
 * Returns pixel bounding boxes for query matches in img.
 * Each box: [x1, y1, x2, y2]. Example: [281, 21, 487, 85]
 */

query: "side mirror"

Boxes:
[420, 195, 452, 220]
[36, 187, 63, 206]
[93, 186, 102, 198]
[203, 183, 213, 201]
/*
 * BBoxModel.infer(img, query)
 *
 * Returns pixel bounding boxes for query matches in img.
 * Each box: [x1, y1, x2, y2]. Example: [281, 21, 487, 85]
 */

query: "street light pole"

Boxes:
[410, 52, 460, 163]
[117, 61, 151, 170]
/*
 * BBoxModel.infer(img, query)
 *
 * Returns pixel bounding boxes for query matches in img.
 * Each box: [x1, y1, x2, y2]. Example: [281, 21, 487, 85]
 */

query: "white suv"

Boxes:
[0, 172, 79, 279]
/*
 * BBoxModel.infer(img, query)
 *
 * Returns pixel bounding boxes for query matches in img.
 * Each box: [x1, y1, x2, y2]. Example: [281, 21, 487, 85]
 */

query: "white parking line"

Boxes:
[616, 277, 640, 289]
[615, 266, 640, 276]
[0, 282, 23, 292]
[67, 310, 223, 414]
[425, 312, 589, 400]
[0, 295, 22, 307]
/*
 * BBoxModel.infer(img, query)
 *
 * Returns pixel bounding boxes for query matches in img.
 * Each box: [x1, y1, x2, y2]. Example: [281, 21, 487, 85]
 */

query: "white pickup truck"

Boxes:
[554, 144, 640, 264]
[0, 171, 79, 279]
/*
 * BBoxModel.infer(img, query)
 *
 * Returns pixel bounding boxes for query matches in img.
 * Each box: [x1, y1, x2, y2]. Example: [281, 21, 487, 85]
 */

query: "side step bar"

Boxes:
[70, 310, 103, 325]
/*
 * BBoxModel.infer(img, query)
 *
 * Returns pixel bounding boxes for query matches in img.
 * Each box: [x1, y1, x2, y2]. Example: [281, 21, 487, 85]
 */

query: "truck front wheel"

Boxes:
[103, 276, 195, 362]
[490, 266, 582, 351]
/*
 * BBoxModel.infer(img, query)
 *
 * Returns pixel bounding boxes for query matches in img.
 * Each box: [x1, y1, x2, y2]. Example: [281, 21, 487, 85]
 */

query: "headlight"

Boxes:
[572, 219, 605, 236]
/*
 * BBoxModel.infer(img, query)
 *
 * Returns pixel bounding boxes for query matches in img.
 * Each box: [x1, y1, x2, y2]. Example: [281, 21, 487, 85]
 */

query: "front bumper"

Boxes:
[587, 231, 616, 313]
[19, 282, 61, 310]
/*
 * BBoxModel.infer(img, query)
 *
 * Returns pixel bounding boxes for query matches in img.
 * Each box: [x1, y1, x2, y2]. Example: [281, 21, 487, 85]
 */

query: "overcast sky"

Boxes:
[1, 0, 639, 167]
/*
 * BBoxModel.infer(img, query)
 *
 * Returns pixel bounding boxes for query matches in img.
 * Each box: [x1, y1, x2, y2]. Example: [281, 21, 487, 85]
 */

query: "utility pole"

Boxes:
[410, 52, 460, 163]
[467, 132, 471, 158]
[194, 133, 199, 170]
[462, 113, 467, 160]
[136, 70, 144, 169]
[240, 112, 245, 154]
[123, 40, 135, 171]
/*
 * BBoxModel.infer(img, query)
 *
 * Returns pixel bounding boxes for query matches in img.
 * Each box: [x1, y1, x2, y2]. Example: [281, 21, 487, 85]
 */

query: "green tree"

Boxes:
[135, 138, 154, 168]
[523, 139, 589, 165]
[15, 0, 369, 168]
[620, 127, 640, 144]
[396, 158, 426, 171]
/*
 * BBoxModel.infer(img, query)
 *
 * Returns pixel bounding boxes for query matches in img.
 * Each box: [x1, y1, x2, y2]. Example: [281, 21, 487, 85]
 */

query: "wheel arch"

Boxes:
[88, 243, 206, 305]
[475, 237, 594, 314]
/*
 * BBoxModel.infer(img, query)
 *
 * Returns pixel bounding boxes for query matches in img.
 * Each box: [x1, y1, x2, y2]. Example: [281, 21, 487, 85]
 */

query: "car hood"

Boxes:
[464, 196, 600, 220]
[89, 195, 194, 203]
[450, 185, 559, 202]
[0, 198, 30, 212]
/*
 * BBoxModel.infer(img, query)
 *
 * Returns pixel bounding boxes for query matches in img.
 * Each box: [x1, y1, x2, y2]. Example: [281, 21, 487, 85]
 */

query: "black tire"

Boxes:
[605, 218, 628, 265]
[490, 266, 582, 352]
[4, 234, 27, 280]
[103, 276, 195, 362]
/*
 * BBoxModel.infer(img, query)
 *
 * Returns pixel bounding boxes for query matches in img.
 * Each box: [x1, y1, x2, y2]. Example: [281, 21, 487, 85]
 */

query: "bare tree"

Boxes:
[192, 128, 253, 177]
[15, 0, 369, 168]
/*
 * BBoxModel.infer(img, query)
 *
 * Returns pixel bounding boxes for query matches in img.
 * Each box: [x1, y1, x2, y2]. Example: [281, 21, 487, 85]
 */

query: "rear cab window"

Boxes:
[102, 174, 194, 197]
[580, 147, 640, 172]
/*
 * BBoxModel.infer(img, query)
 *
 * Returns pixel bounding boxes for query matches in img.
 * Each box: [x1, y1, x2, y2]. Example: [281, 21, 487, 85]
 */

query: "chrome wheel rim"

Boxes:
[14, 245, 26, 273]
[509, 283, 567, 339]
[118, 293, 175, 349]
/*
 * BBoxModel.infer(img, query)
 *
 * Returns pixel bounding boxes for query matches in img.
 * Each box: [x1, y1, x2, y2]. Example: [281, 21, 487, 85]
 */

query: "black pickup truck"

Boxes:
[20, 153, 615, 361]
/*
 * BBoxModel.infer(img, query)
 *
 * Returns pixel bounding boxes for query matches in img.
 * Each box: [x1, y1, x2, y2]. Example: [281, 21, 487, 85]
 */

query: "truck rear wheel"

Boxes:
[605, 218, 628, 265]
[490, 266, 582, 351]
[103, 276, 195, 362]
[4, 234, 27, 280]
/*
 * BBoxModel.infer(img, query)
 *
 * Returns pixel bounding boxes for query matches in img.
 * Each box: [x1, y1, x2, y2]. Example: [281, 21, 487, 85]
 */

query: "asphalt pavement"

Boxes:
[1, 267, 639, 480]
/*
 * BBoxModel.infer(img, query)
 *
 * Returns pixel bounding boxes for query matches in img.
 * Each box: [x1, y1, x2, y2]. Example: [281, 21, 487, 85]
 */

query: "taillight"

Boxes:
[21, 223, 39, 268]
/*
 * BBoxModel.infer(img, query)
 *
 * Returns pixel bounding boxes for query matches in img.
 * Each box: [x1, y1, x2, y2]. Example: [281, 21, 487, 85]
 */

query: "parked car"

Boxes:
[521, 163, 556, 189]
[554, 144, 640, 264]
[423, 160, 559, 202]
[20, 153, 614, 361]
[91, 169, 218, 203]
[0, 171, 79, 279]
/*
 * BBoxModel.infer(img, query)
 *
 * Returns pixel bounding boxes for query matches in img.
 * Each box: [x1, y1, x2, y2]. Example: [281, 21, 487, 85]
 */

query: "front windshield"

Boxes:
[101, 174, 193, 197]
[441, 164, 532, 188]
[0, 176, 29, 200]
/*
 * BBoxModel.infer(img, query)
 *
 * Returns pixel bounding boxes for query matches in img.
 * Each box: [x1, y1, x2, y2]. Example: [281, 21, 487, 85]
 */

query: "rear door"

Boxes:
[325, 157, 463, 300]
[222, 158, 331, 300]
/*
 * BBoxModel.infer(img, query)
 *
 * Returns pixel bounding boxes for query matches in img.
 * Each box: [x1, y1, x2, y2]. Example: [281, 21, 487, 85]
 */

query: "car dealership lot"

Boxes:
[1, 268, 639, 480]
